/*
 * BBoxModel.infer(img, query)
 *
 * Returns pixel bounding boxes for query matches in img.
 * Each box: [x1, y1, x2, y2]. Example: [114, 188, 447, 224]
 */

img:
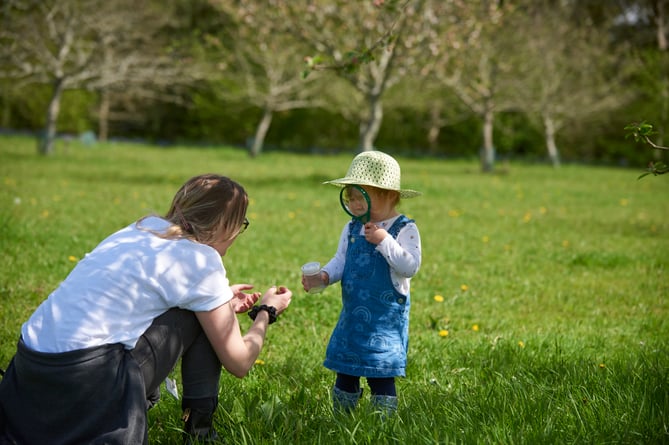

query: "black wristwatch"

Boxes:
[248, 304, 278, 324]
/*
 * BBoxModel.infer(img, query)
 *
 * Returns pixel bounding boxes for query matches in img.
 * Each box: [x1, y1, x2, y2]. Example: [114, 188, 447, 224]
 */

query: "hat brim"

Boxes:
[324, 178, 421, 199]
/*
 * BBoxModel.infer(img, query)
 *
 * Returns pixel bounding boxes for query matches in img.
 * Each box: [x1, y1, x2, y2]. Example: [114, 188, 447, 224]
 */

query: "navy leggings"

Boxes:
[335, 373, 397, 397]
[130, 308, 221, 404]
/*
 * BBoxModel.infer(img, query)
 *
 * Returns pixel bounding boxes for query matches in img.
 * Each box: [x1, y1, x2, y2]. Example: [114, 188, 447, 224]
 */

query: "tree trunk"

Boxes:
[543, 113, 561, 168]
[359, 94, 383, 152]
[98, 89, 111, 142]
[427, 103, 442, 155]
[250, 107, 273, 157]
[39, 78, 64, 156]
[480, 101, 495, 172]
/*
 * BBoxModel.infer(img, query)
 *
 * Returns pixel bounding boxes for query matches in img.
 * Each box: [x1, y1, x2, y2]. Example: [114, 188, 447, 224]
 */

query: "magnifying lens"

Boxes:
[339, 185, 371, 223]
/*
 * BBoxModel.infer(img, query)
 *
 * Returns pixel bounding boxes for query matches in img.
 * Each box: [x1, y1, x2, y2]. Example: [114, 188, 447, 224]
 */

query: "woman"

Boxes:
[0, 173, 292, 444]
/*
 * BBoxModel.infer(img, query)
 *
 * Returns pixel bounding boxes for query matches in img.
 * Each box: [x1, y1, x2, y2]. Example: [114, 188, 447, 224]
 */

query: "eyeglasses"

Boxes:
[238, 217, 249, 235]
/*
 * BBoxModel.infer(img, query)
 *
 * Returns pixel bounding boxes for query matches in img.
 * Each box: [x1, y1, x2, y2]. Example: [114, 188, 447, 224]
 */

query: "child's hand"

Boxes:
[364, 222, 388, 245]
[302, 271, 328, 292]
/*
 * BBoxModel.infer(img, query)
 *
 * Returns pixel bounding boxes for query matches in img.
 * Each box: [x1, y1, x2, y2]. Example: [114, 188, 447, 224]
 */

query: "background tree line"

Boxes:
[0, 0, 667, 172]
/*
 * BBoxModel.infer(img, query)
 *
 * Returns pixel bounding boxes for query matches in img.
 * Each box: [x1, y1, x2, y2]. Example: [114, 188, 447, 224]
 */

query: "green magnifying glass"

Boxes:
[339, 185, 371, 224]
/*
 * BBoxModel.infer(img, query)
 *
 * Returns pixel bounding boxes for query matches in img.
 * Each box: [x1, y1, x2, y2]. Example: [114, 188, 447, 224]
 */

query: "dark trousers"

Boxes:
[335, 373, 397, 396]
[130, 308, 222, 404]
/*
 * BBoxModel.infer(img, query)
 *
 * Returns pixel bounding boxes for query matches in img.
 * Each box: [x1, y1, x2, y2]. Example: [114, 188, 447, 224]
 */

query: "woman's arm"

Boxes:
[195, 286, 292, 378]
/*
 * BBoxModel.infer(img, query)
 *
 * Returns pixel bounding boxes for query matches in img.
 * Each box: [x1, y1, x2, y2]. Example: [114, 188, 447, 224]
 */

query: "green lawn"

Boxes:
[1, 136, 667, 444]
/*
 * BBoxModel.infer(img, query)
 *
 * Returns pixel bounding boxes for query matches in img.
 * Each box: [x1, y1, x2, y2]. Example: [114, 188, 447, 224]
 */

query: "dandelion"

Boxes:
[539, 206, 547, 215]
[433, 295, 444, 303]
[13, 197, 21, 205]
[439, 330, 449, 337]
[599, 363, 606, 369]
[472, 324, 479, 332]
[40, 210, 49, 218]
[460, 284, 468, 292]
[68, 256, 78, 262]
[288, 211, 296, 219]
[518, 341, 525, 348]
[255, 359, 265, 365]
[523, 212, 532, 223]
[481, 235, 489, 243]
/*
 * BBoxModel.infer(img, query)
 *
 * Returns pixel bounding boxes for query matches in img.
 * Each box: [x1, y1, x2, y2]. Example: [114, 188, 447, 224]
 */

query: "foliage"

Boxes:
[625, 121, 669, 177]
[1, 136, 667, 443]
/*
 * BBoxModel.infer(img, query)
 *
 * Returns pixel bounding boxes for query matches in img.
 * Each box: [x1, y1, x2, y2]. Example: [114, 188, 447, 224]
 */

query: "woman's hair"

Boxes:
[150, 174, 248, 245]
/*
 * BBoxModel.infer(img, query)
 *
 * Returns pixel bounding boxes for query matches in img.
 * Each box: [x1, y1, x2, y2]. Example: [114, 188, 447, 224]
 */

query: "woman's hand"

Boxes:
[259, 286, 292, 316]
[229, 284, 261, 313]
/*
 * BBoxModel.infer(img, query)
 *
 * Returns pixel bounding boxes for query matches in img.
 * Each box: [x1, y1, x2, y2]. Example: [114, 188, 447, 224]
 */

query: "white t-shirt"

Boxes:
[322, 216, 421, 295]
[21, 216, 233, 353]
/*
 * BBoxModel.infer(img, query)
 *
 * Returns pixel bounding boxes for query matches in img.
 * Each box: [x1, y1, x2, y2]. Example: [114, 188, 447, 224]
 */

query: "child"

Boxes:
[303, 151, 422, 416]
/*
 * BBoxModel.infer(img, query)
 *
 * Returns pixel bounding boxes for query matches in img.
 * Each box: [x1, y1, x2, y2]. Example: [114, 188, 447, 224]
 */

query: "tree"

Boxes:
[0, 0, 196, 153]
[504, 0, 632, 168]
[275, 0, 437, 152]
[206, 1, 329, 157]
[419, 1, 524, 171]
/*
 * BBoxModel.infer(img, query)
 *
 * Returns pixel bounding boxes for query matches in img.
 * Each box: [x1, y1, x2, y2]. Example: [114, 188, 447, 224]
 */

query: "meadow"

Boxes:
[0, 135, 667, 444]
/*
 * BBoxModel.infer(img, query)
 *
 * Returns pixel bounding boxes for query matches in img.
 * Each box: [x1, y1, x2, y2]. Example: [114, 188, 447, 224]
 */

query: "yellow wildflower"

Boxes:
[460, 284, 468, 292]
[439, 330, 449, 337]
[255, 359, 265, 365]
[472, 324, 479, 332]
[68, 256, 78, 262]
[518, 341, 525, 348]
[433, 295, 444, 303]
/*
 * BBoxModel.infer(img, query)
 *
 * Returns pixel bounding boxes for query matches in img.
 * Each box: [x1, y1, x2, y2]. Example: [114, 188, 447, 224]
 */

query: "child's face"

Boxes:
[343, 186, 369, 217]
[359, 186, 399, 220]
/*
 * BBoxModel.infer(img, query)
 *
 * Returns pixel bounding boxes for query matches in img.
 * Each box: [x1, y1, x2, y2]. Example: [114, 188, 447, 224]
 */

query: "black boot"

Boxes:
[182, 397, 219, 444]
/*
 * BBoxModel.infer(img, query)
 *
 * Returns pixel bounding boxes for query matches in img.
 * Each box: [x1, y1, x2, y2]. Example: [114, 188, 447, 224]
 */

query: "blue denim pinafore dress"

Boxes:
[324, 215, 412, 378]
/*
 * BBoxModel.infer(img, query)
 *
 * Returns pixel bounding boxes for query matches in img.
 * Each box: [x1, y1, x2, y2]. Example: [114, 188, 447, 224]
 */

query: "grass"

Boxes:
[1, 135, 667, 444]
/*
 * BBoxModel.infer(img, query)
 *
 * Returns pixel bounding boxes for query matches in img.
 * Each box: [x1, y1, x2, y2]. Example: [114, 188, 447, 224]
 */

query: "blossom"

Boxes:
[439, 330, 449, 337]
[472, 324, 479, 332]
[460, 284, 468, 292]
[518, 341, 525, 348]
[433, 295, 444, 303]
[255, 359, 265, 365]
[599, 363, 606, 369]
[68, 256, 78, 262]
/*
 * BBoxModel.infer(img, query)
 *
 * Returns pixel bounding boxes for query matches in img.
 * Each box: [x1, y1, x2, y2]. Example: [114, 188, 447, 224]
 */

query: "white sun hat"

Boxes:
[324, 150, 421, 198]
